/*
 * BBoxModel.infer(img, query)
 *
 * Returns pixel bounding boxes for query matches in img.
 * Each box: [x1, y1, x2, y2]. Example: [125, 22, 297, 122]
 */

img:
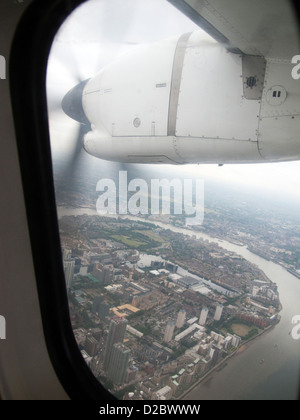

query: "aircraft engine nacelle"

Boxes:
[73, 31, 300, 164]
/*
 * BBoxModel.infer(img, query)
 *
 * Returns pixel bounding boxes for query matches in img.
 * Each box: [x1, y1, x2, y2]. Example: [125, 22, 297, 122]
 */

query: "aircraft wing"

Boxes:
[169, 0, 299, 59]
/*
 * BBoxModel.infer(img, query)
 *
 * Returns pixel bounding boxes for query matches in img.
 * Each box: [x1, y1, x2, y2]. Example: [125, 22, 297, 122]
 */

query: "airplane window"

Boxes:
[47, 0, 300, 401]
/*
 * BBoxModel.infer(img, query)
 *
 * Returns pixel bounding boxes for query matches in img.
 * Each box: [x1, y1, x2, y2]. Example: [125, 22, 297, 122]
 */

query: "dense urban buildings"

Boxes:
[163, 321, 176, 343]
[107, 343, 131, 385]
[214, 304, 223, 321]
[103, 318, 128, 370]
[63, 258, 75, 290]
[199, 307, 209, 326]
[58, 212, 281, 400]
[176, 309, 186, 329]
[50, 160, 299, 400]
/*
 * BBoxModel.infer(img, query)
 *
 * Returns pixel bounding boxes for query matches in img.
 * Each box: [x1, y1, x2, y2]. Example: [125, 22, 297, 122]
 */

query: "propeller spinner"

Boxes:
[61, 79, 90, 125]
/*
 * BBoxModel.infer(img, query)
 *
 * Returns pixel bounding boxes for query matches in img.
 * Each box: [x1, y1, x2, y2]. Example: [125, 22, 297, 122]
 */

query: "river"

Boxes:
[57, 206, 300, 400]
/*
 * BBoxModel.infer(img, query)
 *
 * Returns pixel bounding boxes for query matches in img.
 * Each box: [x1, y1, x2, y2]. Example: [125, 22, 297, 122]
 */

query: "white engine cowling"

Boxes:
[78, 31, 300, 164]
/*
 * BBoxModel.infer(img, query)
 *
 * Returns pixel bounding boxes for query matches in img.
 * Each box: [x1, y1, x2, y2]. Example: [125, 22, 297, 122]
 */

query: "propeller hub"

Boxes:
[62, 79, 90, 124]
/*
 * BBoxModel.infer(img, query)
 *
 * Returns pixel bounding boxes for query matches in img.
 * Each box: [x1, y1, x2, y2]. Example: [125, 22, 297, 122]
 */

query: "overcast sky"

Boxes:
[47, 0, 300, 201]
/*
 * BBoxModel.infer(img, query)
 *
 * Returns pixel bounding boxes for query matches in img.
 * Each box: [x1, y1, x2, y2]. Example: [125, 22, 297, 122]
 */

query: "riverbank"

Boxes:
[178, 321, 278, 400]
[57, 206, 300, 400]
[287, 268, 300, 280]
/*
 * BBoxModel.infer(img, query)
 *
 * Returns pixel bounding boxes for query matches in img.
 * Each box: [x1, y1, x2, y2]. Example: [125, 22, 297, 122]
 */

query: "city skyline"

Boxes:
[63, 204, 284, 399]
